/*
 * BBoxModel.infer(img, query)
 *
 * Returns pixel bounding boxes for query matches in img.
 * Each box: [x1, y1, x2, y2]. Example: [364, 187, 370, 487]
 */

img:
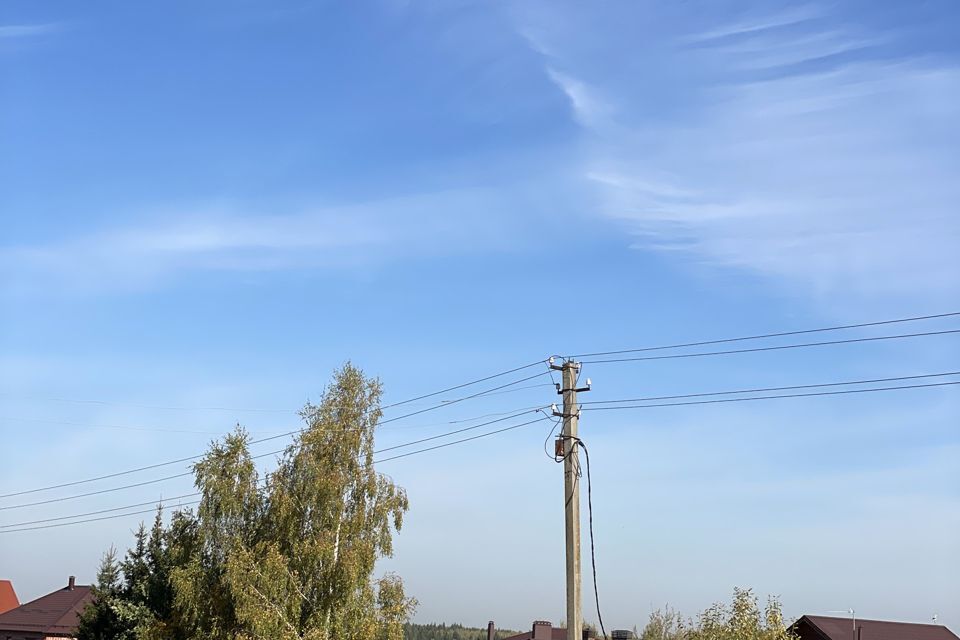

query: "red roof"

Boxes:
[794, 615, 959, 640]
[0, 580, 18, 614]
[0, 581, 93, 637]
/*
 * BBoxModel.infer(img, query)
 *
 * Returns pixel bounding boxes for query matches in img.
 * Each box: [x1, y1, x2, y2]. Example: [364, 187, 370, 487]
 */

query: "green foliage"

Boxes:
[79, 364, 415, 640]
[639, 590, 796, 640]
[639, 607, 686, 640]
[76, 544, 157, 640]
[404, 622, 520, 640]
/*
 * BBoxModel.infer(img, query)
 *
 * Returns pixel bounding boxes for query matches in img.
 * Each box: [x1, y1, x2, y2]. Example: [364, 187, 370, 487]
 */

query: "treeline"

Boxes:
[405, 622, 520, 640]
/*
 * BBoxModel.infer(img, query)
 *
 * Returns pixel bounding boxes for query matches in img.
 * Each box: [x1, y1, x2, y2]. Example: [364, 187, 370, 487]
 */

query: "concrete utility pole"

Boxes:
[551, 358, 589, 640]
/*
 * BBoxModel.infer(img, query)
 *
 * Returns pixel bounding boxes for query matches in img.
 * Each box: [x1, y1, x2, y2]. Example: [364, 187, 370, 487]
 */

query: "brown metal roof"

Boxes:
[0, 581, 93, 636]
[796, 615, 959, 640]
[0, 580, 19, 614]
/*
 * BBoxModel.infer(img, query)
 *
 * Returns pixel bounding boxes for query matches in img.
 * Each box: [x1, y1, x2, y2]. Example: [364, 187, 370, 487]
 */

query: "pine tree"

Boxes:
[77, 547, 146, 640]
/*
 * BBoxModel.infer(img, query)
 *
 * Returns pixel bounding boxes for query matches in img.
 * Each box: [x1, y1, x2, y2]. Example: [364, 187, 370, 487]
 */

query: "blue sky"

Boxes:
[1, 0, 958, 632]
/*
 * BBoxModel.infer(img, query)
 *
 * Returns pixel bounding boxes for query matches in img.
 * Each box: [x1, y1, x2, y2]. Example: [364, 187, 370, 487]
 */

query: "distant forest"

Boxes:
[405, 622, 522, 640]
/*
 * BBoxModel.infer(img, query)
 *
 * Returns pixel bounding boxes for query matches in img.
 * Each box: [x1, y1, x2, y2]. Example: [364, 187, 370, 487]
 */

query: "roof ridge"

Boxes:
[806, 614, 946, 627]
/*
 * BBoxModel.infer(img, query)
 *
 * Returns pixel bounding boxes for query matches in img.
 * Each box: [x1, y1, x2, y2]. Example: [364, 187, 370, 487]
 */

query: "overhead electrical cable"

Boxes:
[373, 407, 549, 454]
[0, 452, 209, 500]
[216, 370, 552, 447]
[5, 376, 958, 531]
[245, 407, 552, 465]
[0, 471, 196, 511]
[372, 416, 550, 464]
[0, 383, 552, 438]
[0, 501, 203, 534]
[0, 395, 294, 413]
[0, 406, 550, 510]
[579, 371, 960, 405]
[580, 329, 960, 364]
[575, 438, 606, 640]
[0, 368, 549, 500]
[0, 360, 549, 414]
[374, 370, 550, 422]
[0, 417, 288, 435]
[0, 492, 200, 528]
[9, 369, 955, 508]
[581, 380, 960, 411]
[570, 311, 960, 358]
[380, 359, 547, 409]
[0, 414, 553, 532]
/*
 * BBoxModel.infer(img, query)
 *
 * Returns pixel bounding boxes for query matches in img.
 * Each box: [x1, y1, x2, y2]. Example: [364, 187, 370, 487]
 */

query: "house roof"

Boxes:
[502, 629, 568, 640]
[795, 615, 959, 640]
[0, 580, 19, 614]
[0, 581, 93, 636]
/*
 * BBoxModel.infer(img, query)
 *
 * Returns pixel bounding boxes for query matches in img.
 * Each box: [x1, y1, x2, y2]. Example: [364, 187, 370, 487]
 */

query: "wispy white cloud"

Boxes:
[685, 5, 822, 42]
[0, 23, 59, 39]
[593, 60, 960, 299]
[518, 4, 960, 303]
[545, 68, 613, 128]
[0, 188, 530, 294]
[708, 28, 884, 69]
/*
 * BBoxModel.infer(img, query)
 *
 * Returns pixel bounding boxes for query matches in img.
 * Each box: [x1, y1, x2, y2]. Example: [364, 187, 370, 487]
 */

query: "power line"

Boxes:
[0, 415, 553, 533]
[244, 408, 552, 464]
[0, 501, 203, 534]
[0, 394, 293, 413]
[7, 369, 956, 509]
[440, 382, 554, 400]
[5, 377, 957, 530]
[380, 360, 547, 409]
[577, 438, 606, 640]
[579, 371, 960, 405]
[374, 407, 548, 454]
[0, 436, 293, 502]
[376, 370, 550, 422]
[0, 492, 200, 528]
[580, 329, 960, 364]
[0, 360, 549, 414]
[0, 409, 554, 524]
[0, 417, 289, 435]
[445, 405, 550, 424]
[0, 452, 207, 501]
[581, 380, 960, 411]
[374, 416, 550, 463]
[0, 370, 549, 500]
[570, 311, 960, 358]
[0, 410, 550, 526]
[9, 315, 956, 500]
[201, 370, 551, 450]
[0, 406, 550, 510]
[0, 383, 552, 436]
[0, 471, 196, 511]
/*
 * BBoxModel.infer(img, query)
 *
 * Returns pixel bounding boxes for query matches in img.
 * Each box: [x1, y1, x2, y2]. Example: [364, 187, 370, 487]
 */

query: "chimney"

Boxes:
[68, 576, 75, 591]
[532, 621, 552, 640]
[487, 621, 495, 640]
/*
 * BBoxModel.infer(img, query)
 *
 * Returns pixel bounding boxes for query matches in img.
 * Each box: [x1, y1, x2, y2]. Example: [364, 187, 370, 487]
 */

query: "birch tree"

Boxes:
[83, 363, 415, 640]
